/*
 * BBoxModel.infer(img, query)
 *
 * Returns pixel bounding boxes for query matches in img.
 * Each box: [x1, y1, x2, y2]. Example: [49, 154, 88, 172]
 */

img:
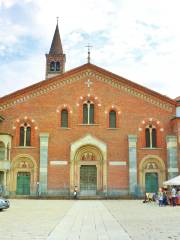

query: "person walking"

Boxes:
[73, 186, 78, 200]
[158, 188, 163, 207]
[171, 186, 176, 207]
[162, 190, 168, 206]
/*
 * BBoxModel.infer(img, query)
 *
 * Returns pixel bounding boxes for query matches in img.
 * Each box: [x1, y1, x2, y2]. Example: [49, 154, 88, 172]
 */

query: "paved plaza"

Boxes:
[0, 200, 180, 240]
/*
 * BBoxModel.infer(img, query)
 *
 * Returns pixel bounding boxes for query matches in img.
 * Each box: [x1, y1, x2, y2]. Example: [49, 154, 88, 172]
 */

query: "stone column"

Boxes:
[128, 135, 137, 195]
[4, 145, 7, 161]
[3, 171, 7, 195]
[39, 133, 49, 195]
[166, 135, 178, 179]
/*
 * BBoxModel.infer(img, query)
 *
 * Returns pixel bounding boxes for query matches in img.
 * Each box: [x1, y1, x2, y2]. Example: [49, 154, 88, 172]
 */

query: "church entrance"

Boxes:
[70, 135, 107, 196]
[139, 156, 165, 194]
[80, 165, 97, 195]
[145, 172, 158, 193]
[16, 172, 30, 195]
[10, 155, 38, 196]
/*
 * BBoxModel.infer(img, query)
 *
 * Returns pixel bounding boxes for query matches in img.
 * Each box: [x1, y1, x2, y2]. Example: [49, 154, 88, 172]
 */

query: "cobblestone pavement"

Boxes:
[0, 199, 180, 240]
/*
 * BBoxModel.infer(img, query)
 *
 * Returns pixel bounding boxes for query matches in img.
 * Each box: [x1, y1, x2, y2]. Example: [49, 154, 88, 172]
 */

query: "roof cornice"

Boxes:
[0, 115, 5, 122]
[0, 63, 176, 112]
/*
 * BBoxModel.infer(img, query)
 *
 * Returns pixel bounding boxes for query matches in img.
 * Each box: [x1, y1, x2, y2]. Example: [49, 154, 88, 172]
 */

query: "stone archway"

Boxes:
[139, 155, 166, 193]
[10, 154, 38, 195]
[70, 134, 107, 195]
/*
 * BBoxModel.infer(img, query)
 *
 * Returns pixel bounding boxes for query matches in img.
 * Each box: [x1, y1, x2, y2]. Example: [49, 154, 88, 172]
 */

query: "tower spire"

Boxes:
[45, 19, 66, 79]
[49, 19, 63, 55]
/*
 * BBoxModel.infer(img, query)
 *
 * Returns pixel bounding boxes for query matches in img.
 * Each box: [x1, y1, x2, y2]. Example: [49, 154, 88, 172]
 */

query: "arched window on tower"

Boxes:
[61, 109, 68, 128]
[0, 142, 5, 161]
[56, 61, 60, 71]
[50, 61, 55, 71]
[19, 123, 31, 147]
[109, 110, 116, 128]
[83, 101, 94, 124]
[145, 125, 157, 148]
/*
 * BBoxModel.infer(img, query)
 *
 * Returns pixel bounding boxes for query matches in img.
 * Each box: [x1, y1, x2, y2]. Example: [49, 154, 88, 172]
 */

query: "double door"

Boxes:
[16, 172, 30, 195]
[145, 172, 158, 193]
[80, 165, 97, 195]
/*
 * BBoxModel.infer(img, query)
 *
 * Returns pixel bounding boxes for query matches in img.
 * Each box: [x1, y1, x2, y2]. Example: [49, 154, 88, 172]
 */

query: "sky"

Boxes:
[0, 0, 179, 99]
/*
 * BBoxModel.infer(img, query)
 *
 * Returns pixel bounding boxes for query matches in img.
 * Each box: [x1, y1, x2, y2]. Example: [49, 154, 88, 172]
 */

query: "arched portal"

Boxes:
[10, 154, 38, 195]
[70, 134, 107, 195]
[139, 155, 166, 193]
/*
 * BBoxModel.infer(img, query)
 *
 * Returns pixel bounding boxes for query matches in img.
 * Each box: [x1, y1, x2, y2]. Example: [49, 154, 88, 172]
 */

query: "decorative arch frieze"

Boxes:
[0, 69, 173, 113]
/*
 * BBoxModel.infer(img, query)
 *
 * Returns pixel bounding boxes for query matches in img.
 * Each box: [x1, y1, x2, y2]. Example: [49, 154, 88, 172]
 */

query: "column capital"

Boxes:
[39, 133, 49, 138]
[166, 135, 177, 148]
[128, 135, 137, 143]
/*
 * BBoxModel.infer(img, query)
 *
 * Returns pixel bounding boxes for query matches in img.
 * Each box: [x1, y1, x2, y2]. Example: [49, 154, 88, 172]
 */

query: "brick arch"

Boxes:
[138, 118, 164, 148]
[105, 105, 121, 128]
[76, 95, 101, 124]
[56, 104, 72, 128]
[13, 117, 38, 146]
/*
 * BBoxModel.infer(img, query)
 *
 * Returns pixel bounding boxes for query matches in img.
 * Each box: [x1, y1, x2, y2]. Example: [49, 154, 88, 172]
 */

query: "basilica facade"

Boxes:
[0, 23, 180, 197]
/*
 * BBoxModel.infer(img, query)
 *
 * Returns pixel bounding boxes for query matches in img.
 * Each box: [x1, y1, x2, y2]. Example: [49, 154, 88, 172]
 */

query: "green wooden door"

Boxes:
[16, 172, 30, 195]
[80, 165, 97, 195]
[145, 173, 158, 193]
[0, 171, 4, 185]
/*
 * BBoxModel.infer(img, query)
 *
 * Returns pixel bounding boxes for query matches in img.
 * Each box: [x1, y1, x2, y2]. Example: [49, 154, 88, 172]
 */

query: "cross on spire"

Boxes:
[85, 44, 92, 63]
[56, 16, 59, 24]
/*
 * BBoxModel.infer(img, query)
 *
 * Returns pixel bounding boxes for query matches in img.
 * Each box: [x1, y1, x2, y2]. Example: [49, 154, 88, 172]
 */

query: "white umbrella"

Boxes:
[163, 175, 180, 186]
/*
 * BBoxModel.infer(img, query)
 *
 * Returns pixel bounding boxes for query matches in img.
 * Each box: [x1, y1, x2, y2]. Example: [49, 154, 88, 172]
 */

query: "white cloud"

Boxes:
[1, 54, 45, 97]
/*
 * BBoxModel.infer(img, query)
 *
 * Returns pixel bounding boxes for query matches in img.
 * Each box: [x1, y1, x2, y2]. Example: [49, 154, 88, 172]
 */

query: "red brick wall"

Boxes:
[0, 68, 177, 191]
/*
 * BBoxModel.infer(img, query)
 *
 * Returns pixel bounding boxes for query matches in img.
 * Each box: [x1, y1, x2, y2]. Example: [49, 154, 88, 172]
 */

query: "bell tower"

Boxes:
[45, 20, 66, 79]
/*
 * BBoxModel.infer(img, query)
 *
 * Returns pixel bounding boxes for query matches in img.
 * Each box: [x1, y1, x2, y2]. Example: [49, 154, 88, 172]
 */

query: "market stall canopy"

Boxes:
[163, 175, 180, 186]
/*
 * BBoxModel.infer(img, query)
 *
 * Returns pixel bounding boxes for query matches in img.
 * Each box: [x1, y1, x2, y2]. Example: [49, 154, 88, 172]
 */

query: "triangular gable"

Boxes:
[0, 63, 176, 112]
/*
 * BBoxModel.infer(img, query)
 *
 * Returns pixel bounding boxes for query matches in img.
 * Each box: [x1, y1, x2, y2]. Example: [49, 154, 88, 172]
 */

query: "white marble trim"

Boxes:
[50, 161, 68, 166]
[109, 161, 126, 166]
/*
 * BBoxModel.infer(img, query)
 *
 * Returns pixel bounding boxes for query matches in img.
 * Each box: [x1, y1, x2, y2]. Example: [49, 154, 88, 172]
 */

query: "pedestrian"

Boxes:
[158, 188, 163, 207]
[171, 186, 176, 207]
[73, 186, 78, 200]
[162, 190, 168, 206]
[36, 182, 40, 197]
[143, 192, 147, 203]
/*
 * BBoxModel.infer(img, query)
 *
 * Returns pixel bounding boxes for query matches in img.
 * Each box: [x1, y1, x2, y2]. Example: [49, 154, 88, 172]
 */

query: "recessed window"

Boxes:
[109, 110, 116, 128]
[19, 123, 31, 146]
[145, 125, 157, 148]
[50, 61, 55, 71]
[83, 102, 94, 124]
[56, 61, 60, 71]
[61, 109, 68, 128]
